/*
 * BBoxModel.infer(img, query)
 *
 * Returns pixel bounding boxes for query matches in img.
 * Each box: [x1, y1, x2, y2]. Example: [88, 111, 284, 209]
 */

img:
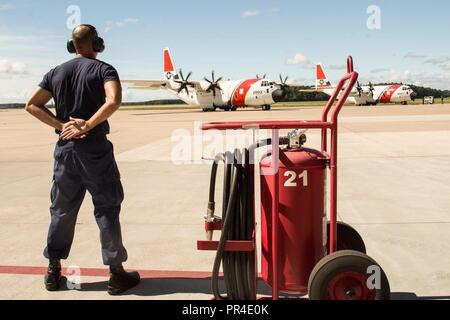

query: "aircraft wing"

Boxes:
[122, 80, 169, 90]
[123, 79, 208, 92]
[298, 86, 361, 94]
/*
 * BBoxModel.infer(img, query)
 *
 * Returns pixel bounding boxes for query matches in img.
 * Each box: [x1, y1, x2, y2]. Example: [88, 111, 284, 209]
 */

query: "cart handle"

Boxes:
[322, 56, 358, 125]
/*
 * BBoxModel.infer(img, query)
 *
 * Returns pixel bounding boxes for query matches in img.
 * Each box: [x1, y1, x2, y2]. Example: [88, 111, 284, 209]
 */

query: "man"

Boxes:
[25, 24, 140, 295]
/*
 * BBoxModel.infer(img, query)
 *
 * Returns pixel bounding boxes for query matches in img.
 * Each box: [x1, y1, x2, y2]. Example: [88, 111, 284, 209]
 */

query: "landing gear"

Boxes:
[202, 106, 217, 112]
[222, 105, 236, 112]
[262, 105, 271, 111]
[308, 250, 390, 300]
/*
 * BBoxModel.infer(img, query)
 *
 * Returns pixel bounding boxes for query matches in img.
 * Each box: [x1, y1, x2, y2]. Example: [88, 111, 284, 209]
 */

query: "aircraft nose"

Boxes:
[272, 89, 286, 103]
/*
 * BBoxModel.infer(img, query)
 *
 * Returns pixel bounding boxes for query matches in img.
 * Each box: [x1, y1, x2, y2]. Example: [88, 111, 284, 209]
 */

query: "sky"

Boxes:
[0, 0, 449, 103]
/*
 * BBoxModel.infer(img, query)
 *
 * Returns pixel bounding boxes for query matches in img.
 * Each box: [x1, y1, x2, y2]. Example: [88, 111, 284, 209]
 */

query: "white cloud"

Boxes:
[360, 69, 450, 90]
[423, 56, 450, 72]
[104, 17, 140, 33]
[408, 70, 450, 89]
[0, 59, 27, 75]
[287, 53, 314, 68]
[242, 10, 260, 18]
[425, 56, 450, 64]
[425, 56, 450, 67]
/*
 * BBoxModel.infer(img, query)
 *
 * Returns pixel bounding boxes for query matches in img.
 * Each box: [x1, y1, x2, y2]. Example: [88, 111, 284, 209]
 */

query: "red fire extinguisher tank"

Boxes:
[261, 147, 327, 293]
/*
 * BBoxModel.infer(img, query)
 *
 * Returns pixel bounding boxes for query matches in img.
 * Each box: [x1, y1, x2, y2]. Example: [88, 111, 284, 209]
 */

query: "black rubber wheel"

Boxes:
[308, 250, 390, 300]
[262, 105, 271, 111]
[327, 221, 366, 254]
[231, 107, 237, 111]
[202, 108, 209, 112]
[224, 107, 230, 111]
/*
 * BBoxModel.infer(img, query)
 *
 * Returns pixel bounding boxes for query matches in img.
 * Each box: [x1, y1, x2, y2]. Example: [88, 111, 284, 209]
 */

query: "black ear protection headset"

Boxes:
[67, 24, 105, 54]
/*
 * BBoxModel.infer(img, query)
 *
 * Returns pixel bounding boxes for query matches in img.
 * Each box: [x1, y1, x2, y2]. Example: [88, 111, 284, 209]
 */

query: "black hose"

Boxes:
[209, 137, 288, 300]
[211, 148, 255, 300]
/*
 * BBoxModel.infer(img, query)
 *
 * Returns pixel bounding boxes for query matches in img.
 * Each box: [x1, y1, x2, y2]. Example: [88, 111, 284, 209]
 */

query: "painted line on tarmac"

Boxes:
[0, 265, 213, 279]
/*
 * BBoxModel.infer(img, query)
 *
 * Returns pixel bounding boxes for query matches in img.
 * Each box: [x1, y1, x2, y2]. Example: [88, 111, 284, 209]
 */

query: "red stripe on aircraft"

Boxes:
[231, 78, 260, 107]
[164, 50, 174, 72]
[379, 84, 401, 103]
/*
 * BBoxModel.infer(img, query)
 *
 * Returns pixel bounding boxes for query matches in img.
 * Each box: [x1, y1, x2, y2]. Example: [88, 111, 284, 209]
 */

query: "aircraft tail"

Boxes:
[163, 47, 178, 80]
[316, 63, 332, 90]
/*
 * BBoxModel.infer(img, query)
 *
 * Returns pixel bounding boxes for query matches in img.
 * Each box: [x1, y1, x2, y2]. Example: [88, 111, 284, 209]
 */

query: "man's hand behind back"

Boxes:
[60, 117, 90, 140]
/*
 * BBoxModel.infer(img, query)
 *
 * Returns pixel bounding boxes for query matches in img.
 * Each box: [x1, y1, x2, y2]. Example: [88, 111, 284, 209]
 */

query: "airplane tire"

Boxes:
[224, 107, 230, 112]
[262, 105, 271, 111]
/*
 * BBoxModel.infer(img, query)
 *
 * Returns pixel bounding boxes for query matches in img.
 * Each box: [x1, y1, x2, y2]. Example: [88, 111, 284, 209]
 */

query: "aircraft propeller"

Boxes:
[368, 82, 375, 96]
[175, 69, 195, 95]
[204, 70, 223, 97]
[272, 74, 290, 102]
[356, 81, 363, 97]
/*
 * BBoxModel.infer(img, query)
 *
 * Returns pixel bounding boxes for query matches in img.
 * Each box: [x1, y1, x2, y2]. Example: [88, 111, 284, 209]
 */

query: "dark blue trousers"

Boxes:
[44, 134, 128, 266]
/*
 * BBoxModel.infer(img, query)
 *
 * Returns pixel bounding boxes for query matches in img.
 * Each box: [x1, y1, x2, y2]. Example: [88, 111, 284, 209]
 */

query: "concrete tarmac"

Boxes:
[0, 103, 449, 300]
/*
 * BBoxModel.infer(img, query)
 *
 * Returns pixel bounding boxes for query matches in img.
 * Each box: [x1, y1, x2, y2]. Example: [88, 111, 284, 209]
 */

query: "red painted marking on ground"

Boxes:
[0, 265, 213, 279]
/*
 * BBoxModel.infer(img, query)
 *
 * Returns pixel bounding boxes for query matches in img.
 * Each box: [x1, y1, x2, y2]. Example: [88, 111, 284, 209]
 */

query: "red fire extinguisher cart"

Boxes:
[197, 57, 390, 300]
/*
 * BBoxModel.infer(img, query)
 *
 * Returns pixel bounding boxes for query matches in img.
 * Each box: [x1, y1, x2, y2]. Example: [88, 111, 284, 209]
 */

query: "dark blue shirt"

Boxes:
[39, 57, 120, 135]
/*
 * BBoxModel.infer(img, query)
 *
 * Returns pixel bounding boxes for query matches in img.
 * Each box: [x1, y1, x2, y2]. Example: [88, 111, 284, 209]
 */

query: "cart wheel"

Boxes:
[327, 221, 366, 254]
[308, 250, 390, 300]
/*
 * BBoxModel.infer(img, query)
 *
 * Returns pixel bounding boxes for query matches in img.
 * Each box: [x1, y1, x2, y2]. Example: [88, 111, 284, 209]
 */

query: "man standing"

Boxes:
[25, 24, 140, 295]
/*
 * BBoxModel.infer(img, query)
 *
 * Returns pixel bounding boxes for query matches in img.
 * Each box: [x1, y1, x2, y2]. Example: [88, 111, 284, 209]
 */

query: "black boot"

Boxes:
[107, 265, 140, 296]
[44, 259, 62, 291]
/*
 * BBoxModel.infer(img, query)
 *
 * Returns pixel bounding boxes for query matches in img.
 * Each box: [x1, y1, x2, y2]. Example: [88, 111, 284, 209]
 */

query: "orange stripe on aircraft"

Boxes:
[231, 78, 260, 107]
[379, 84, 401, 103]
